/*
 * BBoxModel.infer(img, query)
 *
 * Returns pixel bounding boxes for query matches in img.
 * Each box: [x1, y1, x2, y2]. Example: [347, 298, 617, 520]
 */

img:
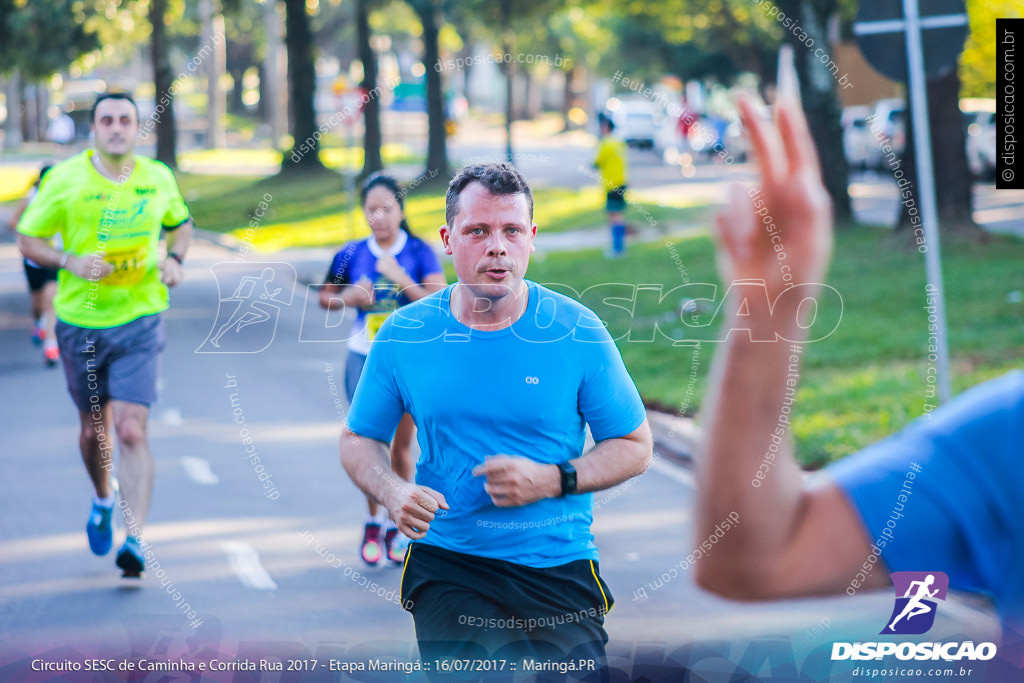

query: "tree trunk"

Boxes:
[35, 84, 48, 142]
[503, 56, 514, 163]
[898, 69, 981, 237]
[281, 0, 325, 172]
[411, 0, 448, 179]
[448, 15, 474, 108]
[500, 0, 514, 164]
[262, 1, 286, 149]
[522, 69, 539, 120]
[561, 66, 574, 131]
[225, 36, 254, 115]
[22, 82, 37, 142]
[256, 63, 267, 119]
[460, 45, 474, 109]
[228, 66, 246, 114]
[3, 71, 23, 150]
[149, 0, 177, 167]
[777, 0, 852, 224]
[201, 0, 227, 149]
[356, 0, 382, 178]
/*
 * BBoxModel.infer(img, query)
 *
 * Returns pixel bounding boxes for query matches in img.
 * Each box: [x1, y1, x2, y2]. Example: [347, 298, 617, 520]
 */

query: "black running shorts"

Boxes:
[23, 260, 58, 291]
[400, 542, 613, 682]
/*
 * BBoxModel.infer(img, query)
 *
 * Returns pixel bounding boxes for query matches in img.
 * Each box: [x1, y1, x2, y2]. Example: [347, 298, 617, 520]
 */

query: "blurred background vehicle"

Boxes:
[961, 98, 996, 181]
[607, 97, 665, 150]
[842, 105, 872, 171]
[721, 118, 749, 163]
[864, 98, 906, 171]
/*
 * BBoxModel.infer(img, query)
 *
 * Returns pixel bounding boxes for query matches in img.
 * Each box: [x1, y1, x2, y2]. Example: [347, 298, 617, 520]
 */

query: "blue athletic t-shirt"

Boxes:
[325, 231, 442, 355]
[347, 280, 648, 568]
[828, 370, 1024, 631]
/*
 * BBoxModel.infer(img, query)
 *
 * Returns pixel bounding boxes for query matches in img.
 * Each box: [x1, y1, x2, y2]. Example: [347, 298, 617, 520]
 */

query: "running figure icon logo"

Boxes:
[197, 263, 296, 353]
[880, 571, 949, 635]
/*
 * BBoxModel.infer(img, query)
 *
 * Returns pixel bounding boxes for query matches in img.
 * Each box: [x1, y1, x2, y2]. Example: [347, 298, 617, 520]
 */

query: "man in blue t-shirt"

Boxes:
[693, 59, 1023, 660]
[341, 162, 652, 672]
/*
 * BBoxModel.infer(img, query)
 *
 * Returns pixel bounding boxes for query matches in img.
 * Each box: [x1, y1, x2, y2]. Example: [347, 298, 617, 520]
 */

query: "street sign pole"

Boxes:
[901, 0, 952, 404]
[854, 0, 966, 405]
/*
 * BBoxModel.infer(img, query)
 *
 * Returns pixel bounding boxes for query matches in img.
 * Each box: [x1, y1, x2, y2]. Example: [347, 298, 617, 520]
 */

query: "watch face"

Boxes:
[560, 462, 577, 495]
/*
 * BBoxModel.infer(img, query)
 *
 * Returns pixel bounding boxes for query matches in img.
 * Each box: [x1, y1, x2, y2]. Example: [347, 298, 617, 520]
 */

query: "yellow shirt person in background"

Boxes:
[594, 112, 629, 257]
[17, 92, 193, 579]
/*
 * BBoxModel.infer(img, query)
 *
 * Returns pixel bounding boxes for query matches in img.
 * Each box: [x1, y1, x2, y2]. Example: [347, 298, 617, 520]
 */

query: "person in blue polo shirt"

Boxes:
[340, 162, 652, 676]
[320, 173, 446, 567]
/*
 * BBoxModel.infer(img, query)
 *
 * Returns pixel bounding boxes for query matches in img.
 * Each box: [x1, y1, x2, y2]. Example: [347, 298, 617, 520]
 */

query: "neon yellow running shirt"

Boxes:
[18, 150, 191, 328]
[594, 136, 628, 189]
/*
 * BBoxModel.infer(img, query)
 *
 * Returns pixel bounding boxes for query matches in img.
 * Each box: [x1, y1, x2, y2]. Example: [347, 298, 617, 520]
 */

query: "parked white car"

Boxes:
[961, 98, 997, 181]
[864, 98, 906, 171]
[608, 98, 665, 150]
[842, 105, 872, 171]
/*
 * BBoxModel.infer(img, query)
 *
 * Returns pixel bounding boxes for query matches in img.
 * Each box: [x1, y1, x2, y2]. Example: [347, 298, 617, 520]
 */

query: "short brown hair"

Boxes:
[445, 162, 534, 227]
[91, 92, 138, 123]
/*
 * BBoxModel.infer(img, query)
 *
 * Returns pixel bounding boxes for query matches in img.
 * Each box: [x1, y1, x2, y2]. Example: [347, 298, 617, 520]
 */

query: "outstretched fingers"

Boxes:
[713, 183, 757, 267]
[738, 94, 786, 186]
[776, 95, 821, 181]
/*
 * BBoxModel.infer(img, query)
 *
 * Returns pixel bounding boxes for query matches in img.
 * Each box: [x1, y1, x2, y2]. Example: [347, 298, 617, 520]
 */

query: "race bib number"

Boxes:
[365, 312, 389, 341]
[104, 245, 149, 285]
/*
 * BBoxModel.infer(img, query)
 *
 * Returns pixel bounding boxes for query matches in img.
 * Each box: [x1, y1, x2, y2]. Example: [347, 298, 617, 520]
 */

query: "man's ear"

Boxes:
[439, 225, 453, 254]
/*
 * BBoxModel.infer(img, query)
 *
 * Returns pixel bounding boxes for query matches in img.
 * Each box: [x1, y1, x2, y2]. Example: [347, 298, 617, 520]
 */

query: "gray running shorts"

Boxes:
[55, 313, 166, 413]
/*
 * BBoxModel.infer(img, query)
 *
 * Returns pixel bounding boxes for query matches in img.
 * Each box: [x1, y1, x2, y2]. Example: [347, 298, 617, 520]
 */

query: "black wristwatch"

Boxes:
[557, 461, 578, 497]
[167, 252, 184, 265]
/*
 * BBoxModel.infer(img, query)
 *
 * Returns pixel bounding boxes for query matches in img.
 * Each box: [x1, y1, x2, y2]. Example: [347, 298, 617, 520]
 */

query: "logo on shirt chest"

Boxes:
[524, 376, 540, 385]
[97, 200, 151, 238]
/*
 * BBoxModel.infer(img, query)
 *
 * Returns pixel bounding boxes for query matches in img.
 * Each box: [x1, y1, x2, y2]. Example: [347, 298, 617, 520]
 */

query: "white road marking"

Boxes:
[180, 456, 219, 485]
[160, 407, 184, 425]
[649, 456, 696, 488]
[222, 541, 278, 590]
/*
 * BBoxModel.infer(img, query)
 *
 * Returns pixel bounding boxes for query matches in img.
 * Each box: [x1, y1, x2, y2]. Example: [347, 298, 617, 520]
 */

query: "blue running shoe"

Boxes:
[116, 536, 145, 578]
[86, 500, 114, 556]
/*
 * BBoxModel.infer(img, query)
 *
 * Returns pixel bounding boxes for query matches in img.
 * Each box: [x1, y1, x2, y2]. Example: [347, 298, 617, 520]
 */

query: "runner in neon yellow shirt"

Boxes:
[19, 148, 190, 327]
[594, 112, 629, 257]
[17, 93, 193, 578]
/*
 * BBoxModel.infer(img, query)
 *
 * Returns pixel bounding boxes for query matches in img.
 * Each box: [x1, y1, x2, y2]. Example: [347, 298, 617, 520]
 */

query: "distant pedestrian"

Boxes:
[676, 100, 699, 155]
[7, 165, 60, 366]
[594, 112, 629, 257]
[47, 107, 76, 146]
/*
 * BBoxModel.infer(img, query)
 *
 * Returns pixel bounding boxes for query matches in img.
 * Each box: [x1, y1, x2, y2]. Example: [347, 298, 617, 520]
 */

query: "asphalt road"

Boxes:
[0, 234, 1004, 682]
[1, 124, 1015, 679]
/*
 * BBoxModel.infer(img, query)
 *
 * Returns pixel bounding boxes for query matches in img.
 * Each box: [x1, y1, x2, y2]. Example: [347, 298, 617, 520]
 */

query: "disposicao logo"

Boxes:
[831, 571, 997, 663]
[881, 571, 948, 635]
